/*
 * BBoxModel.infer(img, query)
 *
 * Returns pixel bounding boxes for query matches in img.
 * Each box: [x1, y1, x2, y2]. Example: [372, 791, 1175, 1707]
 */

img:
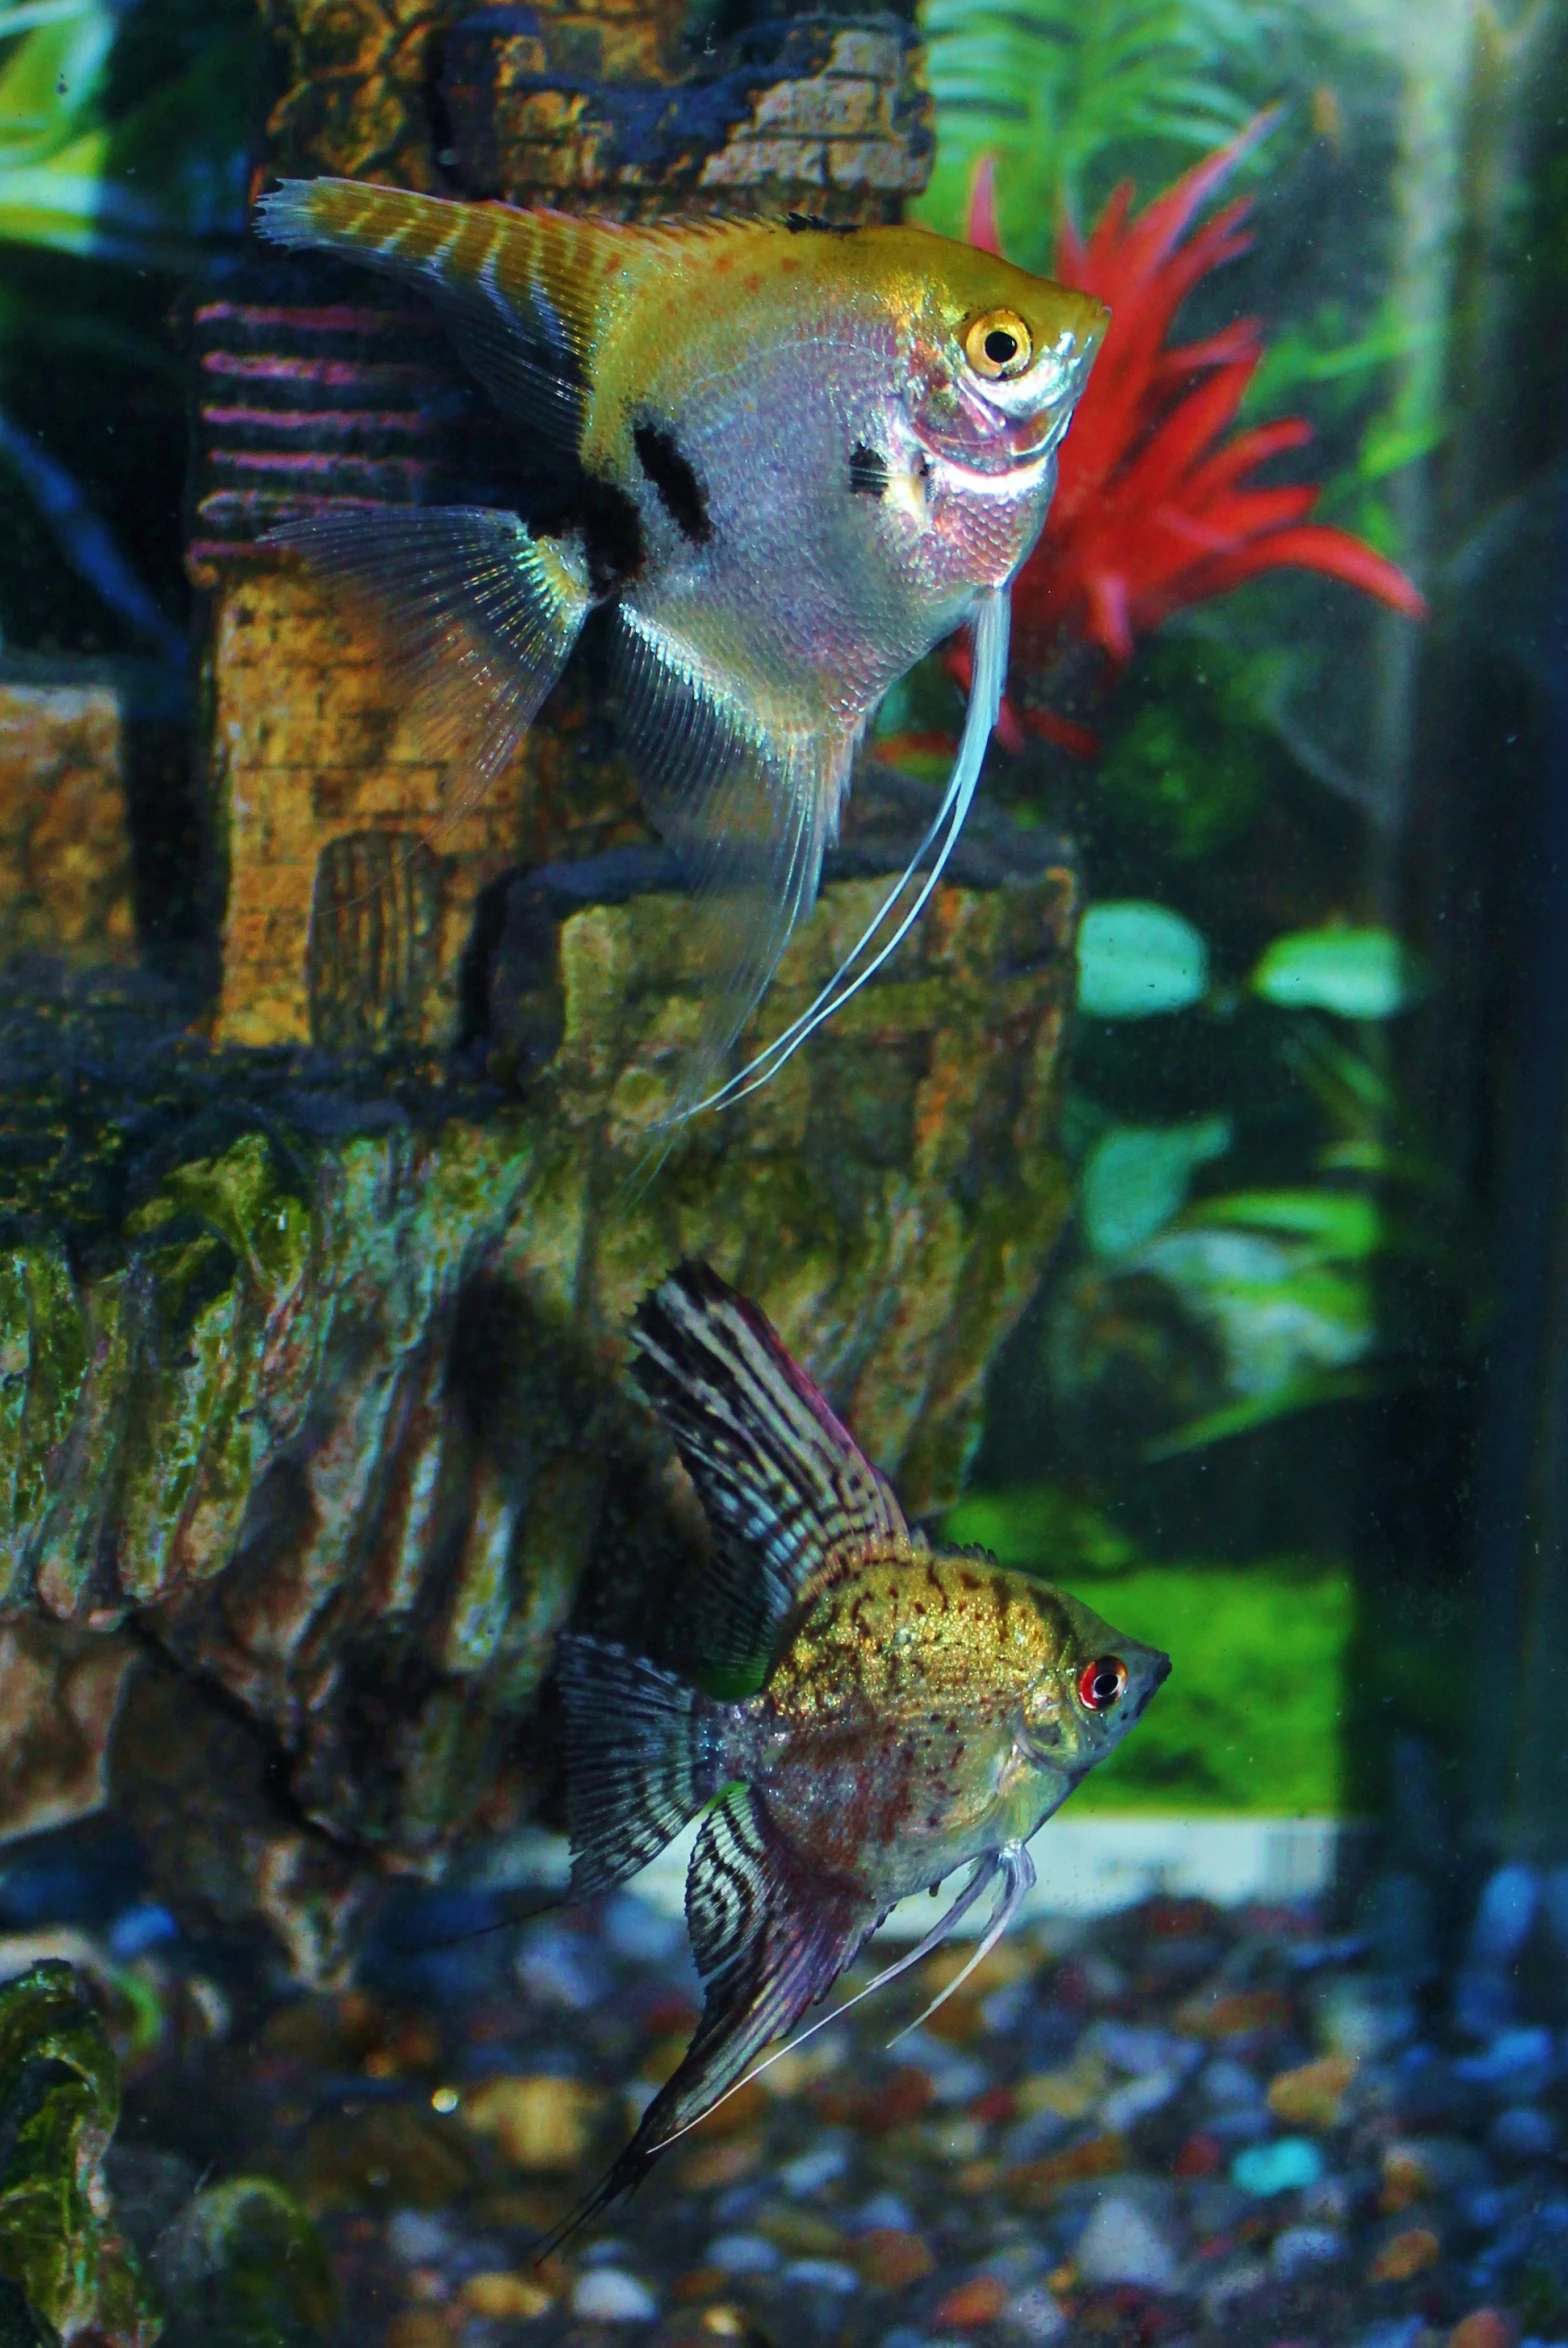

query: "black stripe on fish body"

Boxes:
[633, 416, 713, 546]
[784, 211, 858, 237]
[573, 474, 646, 597]
[849, 441, 889, 497]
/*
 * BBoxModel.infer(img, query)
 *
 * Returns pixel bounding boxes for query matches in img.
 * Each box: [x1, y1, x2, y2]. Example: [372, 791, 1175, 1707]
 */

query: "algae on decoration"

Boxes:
[0, 1961, 332, 2348]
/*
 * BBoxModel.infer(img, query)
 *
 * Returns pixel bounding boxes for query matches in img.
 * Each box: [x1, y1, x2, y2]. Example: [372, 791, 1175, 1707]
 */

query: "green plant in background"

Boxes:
[916, 0, 1284, 266]
[0, 0, 184, 268]
[1089, 640, 1282, 860]
[0, 1962, 333, 2348]
[1060, 911, 1443, 1456]
[0, 0, 255, 658]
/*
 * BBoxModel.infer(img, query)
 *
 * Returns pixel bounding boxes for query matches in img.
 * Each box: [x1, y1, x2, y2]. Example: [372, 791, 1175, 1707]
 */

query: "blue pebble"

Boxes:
[1230, 2137, 1325, 2197]
[107, 1903, 179, 1959]
[856, 2192, 917, 2234]
[1356, 2321, 1426, 2348]
[1455, 2024, 1554, 2084]
[707, 2235, 780, 2276]
[1469, 1864, 1540, 1965]
[780, 2138, 851, 2194]
[782, 2259, 859, 2294]
[1492, 2103, 1557, 2160]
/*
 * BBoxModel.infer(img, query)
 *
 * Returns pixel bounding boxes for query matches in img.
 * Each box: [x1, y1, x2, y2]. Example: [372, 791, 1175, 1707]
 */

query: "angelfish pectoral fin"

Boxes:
[263, 505, 592, 790]
[886, 1839, 1035, 2045]
[535, 1785, 877, 2254]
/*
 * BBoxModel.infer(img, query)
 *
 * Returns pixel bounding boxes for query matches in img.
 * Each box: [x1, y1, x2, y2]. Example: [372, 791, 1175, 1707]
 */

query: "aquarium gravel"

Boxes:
[16, 1844, 1566, 2348]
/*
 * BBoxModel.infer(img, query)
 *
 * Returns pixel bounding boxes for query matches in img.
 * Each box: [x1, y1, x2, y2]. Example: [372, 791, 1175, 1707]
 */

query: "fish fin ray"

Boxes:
[695, 585, 1010, 1115]
[632, 1262, 905, 1677]
[255, 181, 606, 441]
[264, 505, 590, 799]
[556, 1635, 712, 1897]
[539, 1787, 875, 2248]
[887, 1840, 1036, 2045]
[611, 607, 848, 1125]
[255, 183, 777, 445]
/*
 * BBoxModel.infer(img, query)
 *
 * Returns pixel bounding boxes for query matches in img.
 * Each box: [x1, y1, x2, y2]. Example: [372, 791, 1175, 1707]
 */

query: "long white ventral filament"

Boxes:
[690, 585, 1010, 1118]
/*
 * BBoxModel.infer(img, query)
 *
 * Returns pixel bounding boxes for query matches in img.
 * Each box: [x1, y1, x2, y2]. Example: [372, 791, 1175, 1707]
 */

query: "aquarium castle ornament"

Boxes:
[255, 181, 1105, 1116]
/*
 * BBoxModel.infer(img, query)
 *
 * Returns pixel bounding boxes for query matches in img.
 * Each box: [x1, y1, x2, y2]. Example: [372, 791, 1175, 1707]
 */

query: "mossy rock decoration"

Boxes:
[1, 826, 1078, 1975]
[0, 1962, 332, 2348]
[0, 1962, 158, 2348]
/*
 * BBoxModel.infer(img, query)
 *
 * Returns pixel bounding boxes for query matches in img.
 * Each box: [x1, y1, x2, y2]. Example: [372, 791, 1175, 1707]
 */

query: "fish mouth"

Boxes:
[914, 380, 1083, 481]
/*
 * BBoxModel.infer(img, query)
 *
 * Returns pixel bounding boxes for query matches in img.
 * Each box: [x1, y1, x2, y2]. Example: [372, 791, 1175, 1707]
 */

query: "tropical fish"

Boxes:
[253, 182, 1107, 1115]
[546, 1261, 1168, 2239]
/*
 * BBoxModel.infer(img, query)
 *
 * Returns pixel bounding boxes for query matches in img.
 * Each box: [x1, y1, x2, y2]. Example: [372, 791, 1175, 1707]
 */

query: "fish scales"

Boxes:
[255, 179, 1107, 1118]
[545, 1263, 1167, 2245]
[753, 1552, 1094, 1888]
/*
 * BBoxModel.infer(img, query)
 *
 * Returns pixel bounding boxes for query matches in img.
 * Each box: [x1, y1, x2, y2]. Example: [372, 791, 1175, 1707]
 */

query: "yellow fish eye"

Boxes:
[963, 308, 1034, 381]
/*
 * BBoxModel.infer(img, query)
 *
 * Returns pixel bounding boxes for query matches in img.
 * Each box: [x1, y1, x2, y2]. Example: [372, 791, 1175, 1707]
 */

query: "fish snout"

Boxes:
[1127, 1644, 1172, 1720]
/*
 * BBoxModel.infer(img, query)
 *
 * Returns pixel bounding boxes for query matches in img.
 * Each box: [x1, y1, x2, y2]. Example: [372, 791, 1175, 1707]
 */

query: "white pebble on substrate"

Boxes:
[569, 2269, 660, 2321]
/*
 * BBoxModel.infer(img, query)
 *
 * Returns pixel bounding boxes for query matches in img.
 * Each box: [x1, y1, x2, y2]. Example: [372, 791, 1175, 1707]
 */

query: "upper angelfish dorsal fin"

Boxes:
[253, 180, 768, 448]
[631, 1262, 906, 1680]
[254, 179, 635, 443]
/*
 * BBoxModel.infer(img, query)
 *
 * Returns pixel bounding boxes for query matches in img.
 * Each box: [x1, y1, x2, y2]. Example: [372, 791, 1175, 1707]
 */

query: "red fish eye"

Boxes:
[1079, 1656, 1127, 1712]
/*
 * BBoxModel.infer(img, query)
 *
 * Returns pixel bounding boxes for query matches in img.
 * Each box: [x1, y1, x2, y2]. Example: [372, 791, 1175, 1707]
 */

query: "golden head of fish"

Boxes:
[892, 242, 1108, 480]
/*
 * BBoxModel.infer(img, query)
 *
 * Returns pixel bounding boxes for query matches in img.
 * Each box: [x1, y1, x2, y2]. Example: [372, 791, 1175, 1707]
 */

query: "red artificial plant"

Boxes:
[960, 116, 1425, 754]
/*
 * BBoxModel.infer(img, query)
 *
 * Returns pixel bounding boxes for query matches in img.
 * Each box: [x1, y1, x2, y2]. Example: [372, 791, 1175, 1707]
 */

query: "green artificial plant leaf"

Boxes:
[1182, 1186, 1386, 1260]
[1250, 925, 1424, 1018]
[1081, 1116, 1233, 1259]
[1076, 901, 1209, 1019]
[0, 1961, 160, 2347]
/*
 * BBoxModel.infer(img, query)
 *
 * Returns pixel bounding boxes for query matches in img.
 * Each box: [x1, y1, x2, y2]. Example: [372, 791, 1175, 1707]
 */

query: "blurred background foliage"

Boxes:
[0, 0, 258, 659]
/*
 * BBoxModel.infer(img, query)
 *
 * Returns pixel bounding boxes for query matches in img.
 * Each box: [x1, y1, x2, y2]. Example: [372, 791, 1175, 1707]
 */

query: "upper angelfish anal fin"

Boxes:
[609, 607, 852, 1129]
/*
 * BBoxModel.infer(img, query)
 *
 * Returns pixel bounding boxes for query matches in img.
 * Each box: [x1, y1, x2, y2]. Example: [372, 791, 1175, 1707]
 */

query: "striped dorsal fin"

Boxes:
[631, 1262, 907, 1684]
[253, 178, 760, 446]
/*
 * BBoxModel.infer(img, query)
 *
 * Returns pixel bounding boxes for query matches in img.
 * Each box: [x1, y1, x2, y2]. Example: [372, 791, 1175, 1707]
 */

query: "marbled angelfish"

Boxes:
[546, 1262, 1168, 2239]
[254, 182, 1107, 1114]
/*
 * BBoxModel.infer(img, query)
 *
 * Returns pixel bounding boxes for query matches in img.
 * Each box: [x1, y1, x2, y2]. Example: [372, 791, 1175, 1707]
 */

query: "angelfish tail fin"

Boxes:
[555, 1635, 719, 1898]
